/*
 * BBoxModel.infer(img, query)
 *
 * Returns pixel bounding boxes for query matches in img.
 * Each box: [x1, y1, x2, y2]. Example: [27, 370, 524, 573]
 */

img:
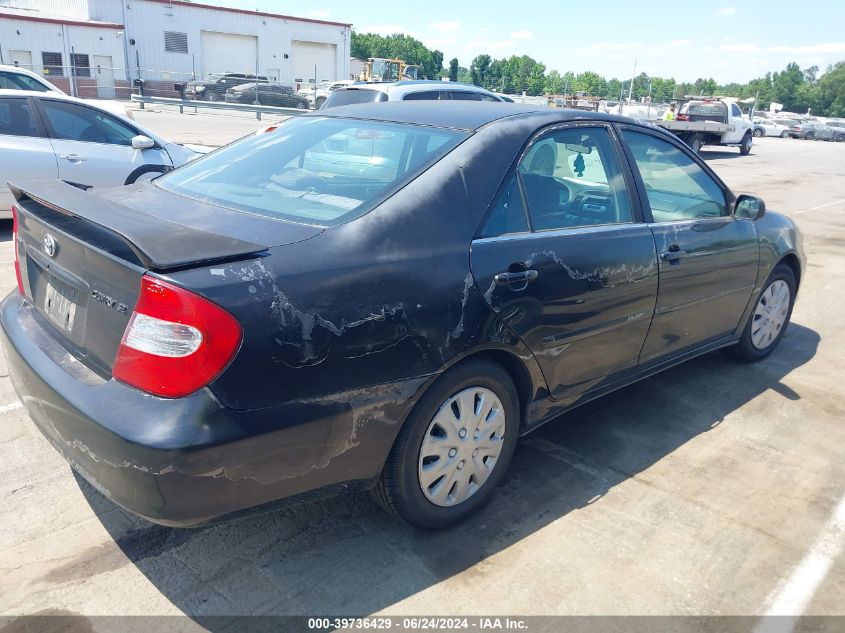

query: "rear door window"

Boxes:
[449, 91, 482, 101]
[0, 98, 41, 137]
[402, 91, 445, 101]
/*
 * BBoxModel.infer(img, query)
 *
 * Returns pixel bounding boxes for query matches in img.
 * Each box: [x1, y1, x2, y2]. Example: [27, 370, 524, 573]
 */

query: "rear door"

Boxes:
[470, 123, 658, 405]
[0, 96, 57, 213]
[619, 127, 759, 364]
[35, 98, 172, 188]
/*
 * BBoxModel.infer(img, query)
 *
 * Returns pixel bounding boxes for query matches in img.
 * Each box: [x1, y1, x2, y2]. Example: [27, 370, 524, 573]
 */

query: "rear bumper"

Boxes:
[1, 293, 427, 526]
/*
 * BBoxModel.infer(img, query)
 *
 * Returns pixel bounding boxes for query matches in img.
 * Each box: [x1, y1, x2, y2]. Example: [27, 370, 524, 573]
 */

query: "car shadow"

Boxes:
[78, 323, 820, 625]
[700, 149, 744, 160]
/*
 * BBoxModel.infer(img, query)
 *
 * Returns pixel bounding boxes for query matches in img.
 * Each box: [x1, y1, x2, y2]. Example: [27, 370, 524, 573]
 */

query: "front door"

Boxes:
[619, 127, 759, 364]
[471, 124, 658, 405]
[92, 55, 115, 98]
[36, 98, 171, 189]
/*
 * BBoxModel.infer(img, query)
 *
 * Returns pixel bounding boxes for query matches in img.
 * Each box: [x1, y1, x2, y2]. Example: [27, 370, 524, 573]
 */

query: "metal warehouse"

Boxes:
[0, 0, 352, 97]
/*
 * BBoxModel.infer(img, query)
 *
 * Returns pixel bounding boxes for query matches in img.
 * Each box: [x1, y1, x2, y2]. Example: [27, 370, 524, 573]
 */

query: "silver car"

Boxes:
[0, 89, 197, 218]
[322, 81, 508, 109]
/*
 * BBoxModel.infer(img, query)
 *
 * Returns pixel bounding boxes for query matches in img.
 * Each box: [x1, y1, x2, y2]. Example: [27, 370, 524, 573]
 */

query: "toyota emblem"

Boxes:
[43, 234, 57, 258]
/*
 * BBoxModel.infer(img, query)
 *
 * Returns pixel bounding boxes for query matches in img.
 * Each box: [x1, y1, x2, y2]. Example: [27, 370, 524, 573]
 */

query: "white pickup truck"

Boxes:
[658, 99, 754, 156]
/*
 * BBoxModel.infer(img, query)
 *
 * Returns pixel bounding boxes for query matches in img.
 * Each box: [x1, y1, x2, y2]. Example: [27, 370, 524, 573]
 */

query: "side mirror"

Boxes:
[734, 194, 766, 220]
[131, 135, 156, 150]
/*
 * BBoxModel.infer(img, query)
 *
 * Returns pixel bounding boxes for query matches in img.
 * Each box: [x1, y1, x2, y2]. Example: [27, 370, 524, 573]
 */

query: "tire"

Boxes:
[373, 358, 519, 529]
[688, 134, 703, 155]
[753, 128, 763, 138]
[740, 133, 753, 155]
[727, 264, 796, 363]
[806, 131, 815, 140]
[315, 96, 326, 109]
[837, 134, 845, 142]
[780, 130, 789, 138]
[206, 91, 218, 102]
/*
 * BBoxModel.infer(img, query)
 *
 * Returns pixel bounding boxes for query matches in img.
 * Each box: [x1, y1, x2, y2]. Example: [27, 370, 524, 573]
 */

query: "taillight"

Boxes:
[12, 206, 24, 296]
[112, 275, 241, 398]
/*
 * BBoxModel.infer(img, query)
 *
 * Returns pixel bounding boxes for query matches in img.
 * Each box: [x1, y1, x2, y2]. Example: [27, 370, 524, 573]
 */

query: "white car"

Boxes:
[0, 89, 197, 218]
[753, 117, 795, 138]
[0, 64, 133, 121]
[297, 80, 354, 109]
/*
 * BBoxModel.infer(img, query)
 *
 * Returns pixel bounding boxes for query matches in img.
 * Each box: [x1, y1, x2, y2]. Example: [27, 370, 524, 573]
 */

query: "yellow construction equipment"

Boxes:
[359, 58, 420, 82]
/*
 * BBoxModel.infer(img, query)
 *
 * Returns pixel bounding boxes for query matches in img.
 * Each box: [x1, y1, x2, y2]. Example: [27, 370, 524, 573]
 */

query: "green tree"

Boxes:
[817, 61, 845, 116]
[449, 58, 459, 82]
[545, 69, 563, 95]
[350, 31, 443, 79]
[470, 54, 492, 87]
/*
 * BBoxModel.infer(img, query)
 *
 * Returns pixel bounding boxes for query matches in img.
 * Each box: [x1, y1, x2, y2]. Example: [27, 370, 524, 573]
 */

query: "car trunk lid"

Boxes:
[10, 180, 320, 377]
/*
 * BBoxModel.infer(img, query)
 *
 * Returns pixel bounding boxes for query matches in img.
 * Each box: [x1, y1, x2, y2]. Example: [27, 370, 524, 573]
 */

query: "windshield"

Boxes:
[157, 116, 467, 226]
[324, 89, 388, 108]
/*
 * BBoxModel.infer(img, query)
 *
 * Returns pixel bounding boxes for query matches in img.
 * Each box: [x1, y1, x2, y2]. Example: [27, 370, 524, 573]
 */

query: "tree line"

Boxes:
[351, 31, 845, 117]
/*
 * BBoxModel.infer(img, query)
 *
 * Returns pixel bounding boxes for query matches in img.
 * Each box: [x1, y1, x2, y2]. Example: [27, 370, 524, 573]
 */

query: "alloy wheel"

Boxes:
[418, 387, 506, 507]
[751, 280, 791, 350]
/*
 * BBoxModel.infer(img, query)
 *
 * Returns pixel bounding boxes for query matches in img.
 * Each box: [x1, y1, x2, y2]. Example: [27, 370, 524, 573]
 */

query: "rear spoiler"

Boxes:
[10, 180, 268, 271]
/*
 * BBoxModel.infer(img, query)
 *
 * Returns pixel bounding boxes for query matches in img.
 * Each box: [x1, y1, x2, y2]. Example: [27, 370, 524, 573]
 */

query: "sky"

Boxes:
[202, 0, 845, 83]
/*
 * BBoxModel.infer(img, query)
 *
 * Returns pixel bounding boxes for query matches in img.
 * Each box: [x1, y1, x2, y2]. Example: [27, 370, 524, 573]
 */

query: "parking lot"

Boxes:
[1, 110, 843, 626]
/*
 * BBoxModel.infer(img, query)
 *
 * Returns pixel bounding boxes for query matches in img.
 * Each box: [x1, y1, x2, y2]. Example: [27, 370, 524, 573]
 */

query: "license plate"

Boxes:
[43, 278, 78, 332]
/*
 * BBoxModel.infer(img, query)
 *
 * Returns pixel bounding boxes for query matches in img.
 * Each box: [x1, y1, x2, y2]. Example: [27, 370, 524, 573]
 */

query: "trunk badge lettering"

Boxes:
[43, 234, 57, 258]
[91, 290, 129, 314]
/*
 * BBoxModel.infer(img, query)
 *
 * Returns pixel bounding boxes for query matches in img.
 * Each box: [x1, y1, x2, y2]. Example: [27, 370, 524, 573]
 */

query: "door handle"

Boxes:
[494, 270, 539, 285]
[660, 248, 687, 262]
[59, 154, 87, 162]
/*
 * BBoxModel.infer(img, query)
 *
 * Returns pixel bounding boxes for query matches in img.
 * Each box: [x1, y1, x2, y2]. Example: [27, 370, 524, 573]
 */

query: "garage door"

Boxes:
[200, 31, 257, 78]
[291, 41, 337, 84]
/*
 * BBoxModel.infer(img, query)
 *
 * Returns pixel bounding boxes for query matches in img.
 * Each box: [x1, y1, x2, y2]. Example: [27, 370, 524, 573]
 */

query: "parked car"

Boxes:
[788, 121, 835, 140]
[3, 102, 803, 529]
[322, 81, 508, 108]
[0, 64, 134, 120]
[225, 83, 308, 109]
[753, 117, 793, 138]
[185, 73, 268, 102]
[298, 80, 354, 109]
[0, 89, 196, 218]
[824, 121, 845, 141]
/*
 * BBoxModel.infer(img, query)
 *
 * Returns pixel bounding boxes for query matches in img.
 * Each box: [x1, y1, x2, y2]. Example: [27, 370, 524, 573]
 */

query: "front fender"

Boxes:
[735, 210, 805, 336]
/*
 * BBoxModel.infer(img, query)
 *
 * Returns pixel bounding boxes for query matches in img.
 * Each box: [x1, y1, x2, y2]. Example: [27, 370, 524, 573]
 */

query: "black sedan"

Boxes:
[2, 103, 804, 529]
[225, 83, 309, 109]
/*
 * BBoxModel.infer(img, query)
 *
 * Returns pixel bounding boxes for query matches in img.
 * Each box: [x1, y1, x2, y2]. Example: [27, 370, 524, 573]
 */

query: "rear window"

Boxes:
[157, 116, 467, 227]
[324, 89, 388, 108]
[684, 101, 727, 116]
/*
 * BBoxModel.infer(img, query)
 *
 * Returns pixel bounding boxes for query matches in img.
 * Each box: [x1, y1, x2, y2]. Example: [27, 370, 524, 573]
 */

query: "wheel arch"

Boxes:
[779, 252, 802, 289]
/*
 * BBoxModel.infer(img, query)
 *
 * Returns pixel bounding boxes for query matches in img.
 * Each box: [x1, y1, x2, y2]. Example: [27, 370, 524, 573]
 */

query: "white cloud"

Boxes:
[716, 7, 737, 16]
[308, 10, 331, 18]
[428, 21, 461, 33]
[478, 26, 490, 33]
[511, 30, 533, 40]
[668, 39, 693, 48]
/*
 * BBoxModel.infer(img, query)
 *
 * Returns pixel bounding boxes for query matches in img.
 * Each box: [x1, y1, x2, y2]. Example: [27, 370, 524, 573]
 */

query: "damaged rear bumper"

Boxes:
[1, 293, 428, 527]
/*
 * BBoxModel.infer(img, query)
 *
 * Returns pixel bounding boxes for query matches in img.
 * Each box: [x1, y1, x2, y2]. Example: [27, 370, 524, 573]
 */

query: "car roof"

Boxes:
[343, 81, 498, 95]
[309, 100, 637, 132]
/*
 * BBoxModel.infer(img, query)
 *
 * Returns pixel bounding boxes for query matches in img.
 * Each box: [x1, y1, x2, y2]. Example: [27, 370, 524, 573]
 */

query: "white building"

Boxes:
[0, 0, 352, 97]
